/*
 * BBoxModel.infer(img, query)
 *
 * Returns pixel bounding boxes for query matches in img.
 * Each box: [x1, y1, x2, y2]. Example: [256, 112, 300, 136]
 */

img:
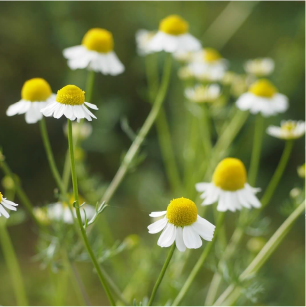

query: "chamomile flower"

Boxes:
[236, 79, 288, 117]
[267, 120, 305, 140]
[185, 84, 221, 104]
[148, 197, 215, 252]
[135, 29, 155, 56]
[196, 158, 261, 212]
[0, 192, 18, 219]
[189, 48, 228, 81]
[244, 58, 275, 77]
[63, 28, 124, 75]
[6, 78, 55, 124]
[41, 85, 98, 121]
[149, 15, 201, 53]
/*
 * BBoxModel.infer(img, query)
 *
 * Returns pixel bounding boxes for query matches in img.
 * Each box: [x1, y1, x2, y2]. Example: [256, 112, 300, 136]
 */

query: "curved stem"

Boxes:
[148, 244, 176, 306]
[67, 119, 115, 306]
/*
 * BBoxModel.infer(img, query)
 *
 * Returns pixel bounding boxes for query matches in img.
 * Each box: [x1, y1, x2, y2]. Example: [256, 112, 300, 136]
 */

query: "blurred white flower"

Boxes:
[196, 158, 261, 212]
[236, 79, 288, 117]
[267, 120, 305, 140]
[185, 84, 221, 103]
[148, 197, 215, 252]
[244, 58, 275, 77]
[41, 85, 98, 122]
[6, 78, 55, 124]
[173, 51, 194, 63]
[0, 192, 18, 219]
[178, 66, 194, 80]
[149, 15, 201, 53]
[135, 29, 155, 56]
[63, 28, 124, 75]
[63, 122, 92, 140]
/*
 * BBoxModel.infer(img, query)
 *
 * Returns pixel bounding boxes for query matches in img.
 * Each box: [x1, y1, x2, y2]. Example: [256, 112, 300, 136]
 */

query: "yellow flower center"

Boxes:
[249, 79, 277, 98]
[213, 158, 247, 191]
[63, 194, 85, 208]
[281, 121, 296, 133]
[166, 197, 197, 227]
[0, 192, 3, 203]
[21, 78, 52, 102]
[82, 28, 114, 53]
[56, 85, 85, 105]
[159, 15, 189, 35]
[204, 48, 221, 62]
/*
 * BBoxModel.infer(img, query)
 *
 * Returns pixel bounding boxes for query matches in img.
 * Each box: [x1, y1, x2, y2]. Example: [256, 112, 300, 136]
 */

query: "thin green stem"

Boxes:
[198, 104, 212, 158]
[148, 244, 176, 306]
[0, 223, 28, 305]
[248, 114, 264, 186]
[67, 119, 115, 306]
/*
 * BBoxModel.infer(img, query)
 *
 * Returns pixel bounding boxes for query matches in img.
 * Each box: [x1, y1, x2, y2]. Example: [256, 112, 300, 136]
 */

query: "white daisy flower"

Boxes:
[135, 29, 155, 56]
[267, 120, 305, 140]
[41, 85, 98, 122]
[63, 28, 124, 75]
[236, 79, 288, 117]
[149, 15, 201, 53]
[244, 58, 275, 77]
[188, 48, 228, 81]
[148, 197, 215, 252]
[0, 192, 18, 219]
[196, 158, 261, 212]
[6, 78, 55, 124]
[185, 84, 221, 104]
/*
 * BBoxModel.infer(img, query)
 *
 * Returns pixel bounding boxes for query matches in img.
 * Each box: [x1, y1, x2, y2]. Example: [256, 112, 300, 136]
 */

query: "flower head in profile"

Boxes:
[149, 15, 201, 53]
[135, 29, 155, 56]
[185, 84, 221, 104]
[267, 120, 305, 140]
[6, 78, 55, 124]
[63, 28, 124, 75]
[148, 197, 215, 252]
[244, 58, 274, 77]
[236, 79, 288, 117]
[196, 158, 261, 212]
[41, 85, 98, 121]
[0, 192, 18, 219]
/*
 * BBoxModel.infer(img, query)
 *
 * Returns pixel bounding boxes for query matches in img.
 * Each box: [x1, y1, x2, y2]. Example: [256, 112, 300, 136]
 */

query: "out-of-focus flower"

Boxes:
[267, 120, 305, 140]
[148, 197, 215, 252]
[173, 51, 194, 63]
[185, 84, 221, 103]
[189, 48, 228, 81]
[135, 29, 155, 56]
[33, 207, 50, 225]
[297, 164, 305, 179]
[1, 176, 15, 190]
[196, 158, 261, 212]
[230, 74, 249, 98]
[63, 122, 92, 140]
[149, 15, 201, 53]
[0, 192, 18, 219]
[178, 66, 194, 80]
[244, 58, 275, 77]
[41, 85, 98, 122]
[63, 28, 124, 75]
[247, 237, 266, 253]
[6, 78, 55, 124]
[236, 79, 288, 117]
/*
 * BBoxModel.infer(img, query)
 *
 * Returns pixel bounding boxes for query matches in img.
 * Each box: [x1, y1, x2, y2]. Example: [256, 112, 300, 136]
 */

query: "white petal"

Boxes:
[196, 215, 216, 233]
[195, 182, 210, 192]
[175, 227, 186, 252]
[192, 220, 214, 241]
[84, 101, 98, 110]
[157, 223, 176, 247]
[183, 226, 202, 249]
[25, 104, 42, 124]
[0, 204, 9, 218]
[149, 211, 167, 217]
[148, 217, 167, 234]
[7, 100, 31, 116]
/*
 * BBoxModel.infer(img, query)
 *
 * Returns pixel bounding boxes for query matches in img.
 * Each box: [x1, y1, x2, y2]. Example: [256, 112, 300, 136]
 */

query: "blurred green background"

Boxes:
[0, 1, 305, 306]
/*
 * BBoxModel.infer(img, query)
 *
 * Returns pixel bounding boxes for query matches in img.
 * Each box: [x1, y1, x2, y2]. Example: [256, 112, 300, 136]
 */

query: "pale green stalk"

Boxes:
[67, 119, 116, 306]
[148, 243, 176, 306]
[198, 104, 212, 158]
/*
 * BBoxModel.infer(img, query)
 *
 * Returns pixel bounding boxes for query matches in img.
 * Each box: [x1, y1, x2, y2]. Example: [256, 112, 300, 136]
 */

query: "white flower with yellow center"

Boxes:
[63, 28, 124, 75]
[0, 192, 18, 219]
[189, 48, 228, 81]
[244, 58, 274, 77]
[236, 79, 288, 117]
[267, 120, 305, 140]
[148, 197, 215, 252]
[6, 78, 55, 124]
[185, 84, 221, 104]
[41, 85, 98, 121]
[135, 29, 155, 56]
[149, 15, 201, 53]
[196, 158, 261, 212]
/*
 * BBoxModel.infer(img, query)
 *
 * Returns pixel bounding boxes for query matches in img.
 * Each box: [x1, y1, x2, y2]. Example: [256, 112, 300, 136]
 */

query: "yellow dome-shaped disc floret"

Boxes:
[166, 197, 197, 227]
[203, 48, 221, 62]
[82, 28, 114, 53]
[159, 15, 189, 36]
[0, 191, 3, 203]
[213, 158, 247, 191]
[249, 79, 277, 98]
[21, 78, 52, 102]
[56, 85, 85, 106]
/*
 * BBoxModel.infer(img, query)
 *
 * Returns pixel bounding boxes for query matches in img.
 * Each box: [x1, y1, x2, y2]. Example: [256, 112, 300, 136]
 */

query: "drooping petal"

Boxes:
[149, 211, 167, 217]
[183, 226, 202, 249]
[148, 217, 168, 234]
[175, 227, 186, 252]
[157, 223, 176, 247]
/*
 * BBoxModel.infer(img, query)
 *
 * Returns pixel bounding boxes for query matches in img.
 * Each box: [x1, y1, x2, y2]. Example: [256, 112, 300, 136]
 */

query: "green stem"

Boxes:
[248, 114, 264, 186]
[198, 104, 212, 158]
[62, 150, 71, 193]
[0, 223, 28, 305]
[148, 244, 176, 306]
[214, 201, 305, 306]
[172, 212, 225, 306]
[67, 119, 116, 306]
